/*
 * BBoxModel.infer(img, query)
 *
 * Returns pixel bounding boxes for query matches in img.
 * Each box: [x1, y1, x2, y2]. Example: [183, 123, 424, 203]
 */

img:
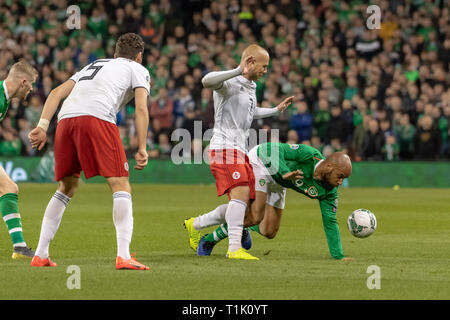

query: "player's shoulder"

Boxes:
[285, 143, 324, 158]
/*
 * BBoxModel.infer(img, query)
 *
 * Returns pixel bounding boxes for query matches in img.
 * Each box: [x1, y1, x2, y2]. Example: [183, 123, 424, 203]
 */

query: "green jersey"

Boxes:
[257, 143, 345, 259]
[0, 80, 11, 122]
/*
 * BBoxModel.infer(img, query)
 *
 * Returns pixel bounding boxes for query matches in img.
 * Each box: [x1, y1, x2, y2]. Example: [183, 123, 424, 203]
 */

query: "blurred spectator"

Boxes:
[289, 101, 312, 143]
[327, 106, 348, 145]
[286, 129, 299, 145]
[361, 119, 385, 161]
[382, 134, 400, 161]
[414, 115, 441, 160]
[313, 99, 330, 143]
[395, 113, 416, 160]
[178, 87, 197, 136]
[149, 87, 174, 133]
[0, 131, 22, 156]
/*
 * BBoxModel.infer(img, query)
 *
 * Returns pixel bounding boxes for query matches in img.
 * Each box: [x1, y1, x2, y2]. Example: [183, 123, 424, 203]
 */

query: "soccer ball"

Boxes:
[347, 209, 377, 238]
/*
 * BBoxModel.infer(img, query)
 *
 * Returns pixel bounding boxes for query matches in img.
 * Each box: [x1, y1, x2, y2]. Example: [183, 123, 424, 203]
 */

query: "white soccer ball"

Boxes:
[347, 209, 377, 238]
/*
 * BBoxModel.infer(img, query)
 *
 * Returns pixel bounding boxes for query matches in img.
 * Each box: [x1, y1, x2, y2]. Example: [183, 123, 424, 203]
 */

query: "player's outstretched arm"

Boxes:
[201, 66, 243, 90]
[133, 87, 149, 170]
[276, 96, 295, 112]
[29, 79, 75, 150]
[253, 96, 294, 119]
[319, 198, 347, 260]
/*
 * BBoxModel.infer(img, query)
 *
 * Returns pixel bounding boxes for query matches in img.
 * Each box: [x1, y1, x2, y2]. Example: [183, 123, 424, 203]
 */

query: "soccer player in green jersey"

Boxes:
[0, 59, 38, 259]
[187, 142, 353, 261]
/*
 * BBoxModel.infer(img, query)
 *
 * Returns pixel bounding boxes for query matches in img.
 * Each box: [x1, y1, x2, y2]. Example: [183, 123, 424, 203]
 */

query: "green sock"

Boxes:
[204, 223, 229, 242]
[249, 224, 262, 235]
[0, 193, 26, 248]
[204, 224, 257, 242]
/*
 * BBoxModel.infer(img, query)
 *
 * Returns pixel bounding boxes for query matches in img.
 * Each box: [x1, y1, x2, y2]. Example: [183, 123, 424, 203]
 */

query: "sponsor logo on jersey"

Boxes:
[289, 144, 299, 150]
[232, 171, 241, 180]
[259, 179, 266, 186]
[124, 162, 129, 172]
[307, 186, 318, 197]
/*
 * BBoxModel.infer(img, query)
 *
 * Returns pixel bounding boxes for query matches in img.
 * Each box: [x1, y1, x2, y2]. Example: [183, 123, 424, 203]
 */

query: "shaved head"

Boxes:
[315, 152, 352, 189]
[325, 152, 352, 177]
[240, 44, 270, 81]
[241, 44, 269, 61]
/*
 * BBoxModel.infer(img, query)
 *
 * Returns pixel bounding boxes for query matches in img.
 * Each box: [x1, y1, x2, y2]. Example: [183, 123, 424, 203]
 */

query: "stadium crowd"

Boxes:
[0, 0, 449, 161]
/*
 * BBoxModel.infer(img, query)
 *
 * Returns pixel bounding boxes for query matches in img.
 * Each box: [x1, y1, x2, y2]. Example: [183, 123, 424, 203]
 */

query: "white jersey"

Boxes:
[58, 57, 150, 124]
[209, 75, 257, 153]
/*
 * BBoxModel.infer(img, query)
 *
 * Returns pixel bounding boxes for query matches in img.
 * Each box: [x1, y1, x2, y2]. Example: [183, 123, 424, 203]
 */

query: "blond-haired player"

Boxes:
[184, 44, 294, 260]
[0, 59, 38, 259]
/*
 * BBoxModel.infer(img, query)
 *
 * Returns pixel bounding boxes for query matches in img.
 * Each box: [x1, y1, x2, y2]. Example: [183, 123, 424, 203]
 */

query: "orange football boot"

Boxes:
[116, 255, 149, 270]
[30, 256, 57, 267]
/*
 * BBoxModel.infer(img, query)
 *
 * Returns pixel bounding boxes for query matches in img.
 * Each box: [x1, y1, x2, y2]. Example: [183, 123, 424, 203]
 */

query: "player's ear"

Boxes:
[135, 52, 143, 64]
[324, 162, 334, 174]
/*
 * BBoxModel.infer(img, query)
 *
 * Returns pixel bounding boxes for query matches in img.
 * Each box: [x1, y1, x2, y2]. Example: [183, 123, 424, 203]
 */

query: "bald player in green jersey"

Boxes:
[0, 59, 38, 259]
[188, 142, 353, 261]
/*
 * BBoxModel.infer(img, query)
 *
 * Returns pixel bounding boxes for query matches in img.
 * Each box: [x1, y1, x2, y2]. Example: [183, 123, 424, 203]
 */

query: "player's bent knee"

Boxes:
[261, 225, 279, 239]
[264, 231, 278, 240]
[0, 181, 19, 196]
[58, 177, 79, 197]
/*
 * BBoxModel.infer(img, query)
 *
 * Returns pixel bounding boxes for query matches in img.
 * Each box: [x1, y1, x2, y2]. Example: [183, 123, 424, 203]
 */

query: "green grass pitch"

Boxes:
[0, 183, 449, 300]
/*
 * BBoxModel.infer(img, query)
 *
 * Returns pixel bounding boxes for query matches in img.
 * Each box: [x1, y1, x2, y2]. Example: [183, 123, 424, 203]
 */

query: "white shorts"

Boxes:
[248, 146, 287, 209]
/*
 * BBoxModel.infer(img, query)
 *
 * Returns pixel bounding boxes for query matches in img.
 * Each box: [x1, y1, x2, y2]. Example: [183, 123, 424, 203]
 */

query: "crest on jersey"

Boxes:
[124, 162, 129, 172]
[232, 171, 241, 180]
[289, 144, 299, 150]
[307, 186, 318, 197]
[259, 179, 266, 186]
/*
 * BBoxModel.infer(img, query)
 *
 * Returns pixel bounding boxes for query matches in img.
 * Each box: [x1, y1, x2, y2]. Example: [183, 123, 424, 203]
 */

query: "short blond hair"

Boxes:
[241, 44, 269, 60]
[8, 59, 38, 80]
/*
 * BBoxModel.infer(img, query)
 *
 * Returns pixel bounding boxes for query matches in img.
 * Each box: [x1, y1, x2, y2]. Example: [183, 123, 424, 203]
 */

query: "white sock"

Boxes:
[113, 192, 133, 260]
[35, 191, 70, 259]
[225, 199, 247, 252]
[193, 204, 228, 230]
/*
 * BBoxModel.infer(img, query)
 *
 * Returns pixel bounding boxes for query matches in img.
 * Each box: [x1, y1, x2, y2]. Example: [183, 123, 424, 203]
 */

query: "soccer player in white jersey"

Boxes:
[184, 44, 294, 260]
[28, 33, 150, 270]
